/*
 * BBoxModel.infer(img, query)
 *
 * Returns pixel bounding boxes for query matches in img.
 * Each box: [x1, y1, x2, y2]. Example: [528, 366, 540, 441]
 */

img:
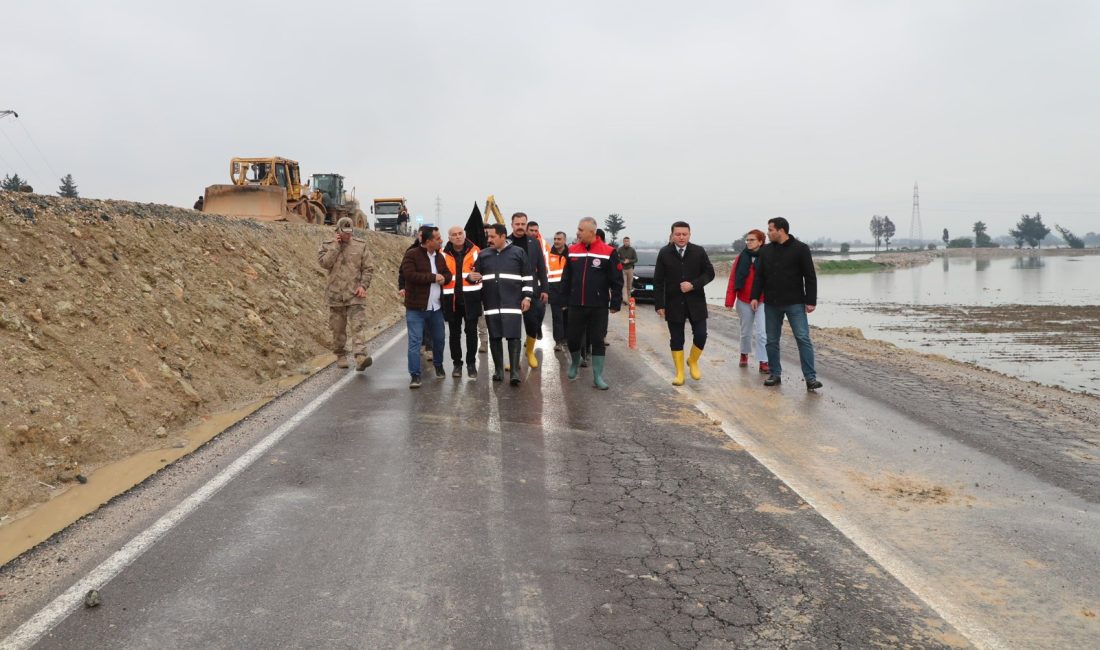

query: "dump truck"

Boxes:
[201, 156, 325, 224]
[310, 173, 368, 227]
[372, 197, 410, 235]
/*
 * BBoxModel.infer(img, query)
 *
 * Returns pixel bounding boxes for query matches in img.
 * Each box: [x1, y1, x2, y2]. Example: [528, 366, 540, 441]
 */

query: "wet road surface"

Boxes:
[23, 319, 966, 649]
[637, 307, 1099, 649]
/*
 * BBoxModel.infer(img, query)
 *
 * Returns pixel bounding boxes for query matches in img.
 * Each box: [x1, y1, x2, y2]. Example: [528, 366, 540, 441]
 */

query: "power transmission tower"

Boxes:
[435, 195, 442, 221]
[908, 182, 922, 246]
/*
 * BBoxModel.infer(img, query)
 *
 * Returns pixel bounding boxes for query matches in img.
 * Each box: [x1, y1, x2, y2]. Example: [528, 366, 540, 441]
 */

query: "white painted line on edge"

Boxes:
[2, 330, 406, 650]
[632, 344, 1006, 650]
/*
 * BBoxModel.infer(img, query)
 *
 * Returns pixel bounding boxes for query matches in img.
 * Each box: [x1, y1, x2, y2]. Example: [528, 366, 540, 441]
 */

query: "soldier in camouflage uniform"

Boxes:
[318, 217, 375, 371]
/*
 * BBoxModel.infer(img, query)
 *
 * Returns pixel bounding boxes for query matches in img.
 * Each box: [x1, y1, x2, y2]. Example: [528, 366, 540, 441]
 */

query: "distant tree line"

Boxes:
[929, 213, 1086, 250]
[2, 172, 80, 197]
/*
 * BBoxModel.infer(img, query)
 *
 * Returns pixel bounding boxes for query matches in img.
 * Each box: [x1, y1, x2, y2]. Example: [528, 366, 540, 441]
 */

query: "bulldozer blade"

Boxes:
[202, 184, 306, 223]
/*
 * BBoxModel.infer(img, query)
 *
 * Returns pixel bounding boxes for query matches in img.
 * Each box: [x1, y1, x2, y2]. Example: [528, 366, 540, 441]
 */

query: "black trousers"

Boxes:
[447, 302, 479, 367]
[566, 306, 608, 356]
[523, 301, 546, 339]
[667, 316, 707, 351]
[549, 302, 567, 343]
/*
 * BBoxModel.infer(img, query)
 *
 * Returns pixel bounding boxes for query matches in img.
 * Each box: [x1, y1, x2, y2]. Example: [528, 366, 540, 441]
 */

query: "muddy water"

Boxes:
[706, 254, 1100, 395]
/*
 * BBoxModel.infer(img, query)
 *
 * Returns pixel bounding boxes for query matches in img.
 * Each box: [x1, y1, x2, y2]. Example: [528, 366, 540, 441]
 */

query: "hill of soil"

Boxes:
[0, 192, 408, 519]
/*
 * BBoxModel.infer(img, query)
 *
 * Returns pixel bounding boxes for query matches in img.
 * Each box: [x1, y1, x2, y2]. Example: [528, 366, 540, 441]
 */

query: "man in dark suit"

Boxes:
[654, 221, 716, 385]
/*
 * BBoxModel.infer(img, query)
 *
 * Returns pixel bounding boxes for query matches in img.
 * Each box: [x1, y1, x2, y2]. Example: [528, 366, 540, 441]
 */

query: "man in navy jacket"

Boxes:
[559, 217, 623, 390]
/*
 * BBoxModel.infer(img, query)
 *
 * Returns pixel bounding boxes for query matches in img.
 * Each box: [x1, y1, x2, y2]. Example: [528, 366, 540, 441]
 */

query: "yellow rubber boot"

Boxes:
[688, 345, 703, 381]
[671, 350, 685, 386]
[525, 336, 539, 369]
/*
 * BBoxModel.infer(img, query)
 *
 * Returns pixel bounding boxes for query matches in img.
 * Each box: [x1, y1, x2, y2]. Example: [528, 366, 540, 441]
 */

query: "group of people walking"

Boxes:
[318, 213, 822, 392]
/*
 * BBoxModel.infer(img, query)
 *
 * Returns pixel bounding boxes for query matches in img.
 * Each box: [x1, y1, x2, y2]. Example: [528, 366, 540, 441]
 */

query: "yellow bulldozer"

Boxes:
[201, 156, 366, 227]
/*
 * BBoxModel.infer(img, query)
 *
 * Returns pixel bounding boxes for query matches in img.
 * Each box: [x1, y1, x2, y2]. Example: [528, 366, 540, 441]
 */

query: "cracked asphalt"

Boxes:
[28, 322, 964, 649]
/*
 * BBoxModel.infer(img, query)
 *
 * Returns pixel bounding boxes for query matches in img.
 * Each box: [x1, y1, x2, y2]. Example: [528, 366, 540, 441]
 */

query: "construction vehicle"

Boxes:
[483, 195, 505, 225]
[202, 156, 326, 224]
[371, 197, 410, 235]
[310, 173, 367, 227]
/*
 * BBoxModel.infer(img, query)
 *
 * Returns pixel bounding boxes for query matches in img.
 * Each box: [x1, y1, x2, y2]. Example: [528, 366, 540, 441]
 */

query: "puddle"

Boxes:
[0, 354, 332, 566]
[706, 254, 1100, 396]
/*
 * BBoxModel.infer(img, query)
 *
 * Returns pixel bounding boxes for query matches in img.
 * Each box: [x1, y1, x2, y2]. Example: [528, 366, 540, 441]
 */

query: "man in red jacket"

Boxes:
[560, 217, 624, 390]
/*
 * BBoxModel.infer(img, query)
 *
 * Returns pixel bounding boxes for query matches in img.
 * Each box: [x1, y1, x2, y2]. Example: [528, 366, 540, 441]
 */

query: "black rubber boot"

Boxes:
[490, 339, 504, 382]
[508, 339, 522, 386]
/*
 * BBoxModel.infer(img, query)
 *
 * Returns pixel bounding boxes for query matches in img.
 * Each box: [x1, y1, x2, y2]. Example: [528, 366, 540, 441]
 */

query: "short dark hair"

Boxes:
[527, 220, 539, 228]
[491, 223, 508, 236]
[671, 221, 690, 232]
[623, 236, 630, 241]
[419, 225, 438, 243]
[555, 231, 567, 238]
[768, 217, 790, 234]
[596, 228, 606, 241]
[511, 212, 527, 223]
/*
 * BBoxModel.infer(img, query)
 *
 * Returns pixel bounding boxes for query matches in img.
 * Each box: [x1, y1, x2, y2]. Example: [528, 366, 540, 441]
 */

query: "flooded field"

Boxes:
[707, 253, 1100, 395]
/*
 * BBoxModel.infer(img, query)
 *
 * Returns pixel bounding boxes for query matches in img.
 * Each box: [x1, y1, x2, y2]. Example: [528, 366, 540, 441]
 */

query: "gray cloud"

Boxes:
[3, 0, 1098, 244]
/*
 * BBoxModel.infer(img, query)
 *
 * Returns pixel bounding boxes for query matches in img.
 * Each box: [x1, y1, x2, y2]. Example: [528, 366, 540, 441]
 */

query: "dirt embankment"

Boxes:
[0, 192, 408, 518]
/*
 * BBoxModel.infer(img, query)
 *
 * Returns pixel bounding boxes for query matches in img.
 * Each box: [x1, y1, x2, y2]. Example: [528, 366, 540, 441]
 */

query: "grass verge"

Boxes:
[818, 259, 886, 274]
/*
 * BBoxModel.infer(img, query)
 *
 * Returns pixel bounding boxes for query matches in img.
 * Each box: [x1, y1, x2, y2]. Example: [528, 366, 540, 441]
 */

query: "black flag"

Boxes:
[465, 202, 487, 249]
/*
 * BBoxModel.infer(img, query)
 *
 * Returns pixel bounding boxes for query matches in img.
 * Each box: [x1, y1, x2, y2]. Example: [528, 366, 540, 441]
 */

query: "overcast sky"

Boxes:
[4, 0, 1098, 244]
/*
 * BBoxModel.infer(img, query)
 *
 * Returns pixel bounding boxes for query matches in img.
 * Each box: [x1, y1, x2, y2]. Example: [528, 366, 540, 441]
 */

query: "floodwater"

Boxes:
[707, 254, 1100, 396]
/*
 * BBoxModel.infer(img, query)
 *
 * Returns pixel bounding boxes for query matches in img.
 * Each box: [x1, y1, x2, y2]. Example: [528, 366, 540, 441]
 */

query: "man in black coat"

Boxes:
[508, 212, 549, 369]
[750, 217, 822, 391]
[476, 223, 535, 385]
[654, 221, 716, 385]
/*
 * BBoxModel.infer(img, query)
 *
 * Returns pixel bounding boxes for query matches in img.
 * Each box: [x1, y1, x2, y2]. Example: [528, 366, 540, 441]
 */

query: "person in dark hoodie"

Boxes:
[750, 217, 822, 391]
[508, 212, 549, 369]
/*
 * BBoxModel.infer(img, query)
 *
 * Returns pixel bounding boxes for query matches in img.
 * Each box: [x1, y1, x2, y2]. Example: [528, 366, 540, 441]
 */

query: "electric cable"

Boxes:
[0, 124, 40, 182]
[17, 119, 60, 179]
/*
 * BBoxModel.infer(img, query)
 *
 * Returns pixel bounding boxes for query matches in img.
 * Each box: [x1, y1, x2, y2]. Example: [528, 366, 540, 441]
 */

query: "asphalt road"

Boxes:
[19, 317, 966, 649]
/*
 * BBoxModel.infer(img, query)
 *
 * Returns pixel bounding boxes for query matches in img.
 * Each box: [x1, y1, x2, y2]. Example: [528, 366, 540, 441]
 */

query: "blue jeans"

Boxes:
[406, 308, 445, 376]
[763, 304, 816, 381]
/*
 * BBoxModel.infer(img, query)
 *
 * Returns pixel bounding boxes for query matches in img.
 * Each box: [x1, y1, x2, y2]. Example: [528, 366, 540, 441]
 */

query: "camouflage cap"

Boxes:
[336, 217, 354, 233]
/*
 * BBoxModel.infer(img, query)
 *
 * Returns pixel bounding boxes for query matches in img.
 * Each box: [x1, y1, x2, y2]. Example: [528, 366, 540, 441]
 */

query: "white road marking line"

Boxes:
[632, 345, 1007, 650]
[2, 331, 406, 650]
[484, 363, 554, 648]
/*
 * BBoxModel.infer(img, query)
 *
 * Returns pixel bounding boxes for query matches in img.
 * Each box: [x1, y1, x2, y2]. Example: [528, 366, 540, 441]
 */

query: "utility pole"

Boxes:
[435, 195, 442, 221]
[908, 182, 922, 247]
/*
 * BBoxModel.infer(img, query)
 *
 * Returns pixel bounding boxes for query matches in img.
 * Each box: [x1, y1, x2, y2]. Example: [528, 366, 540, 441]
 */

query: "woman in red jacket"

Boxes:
[725, 229, 769, 373]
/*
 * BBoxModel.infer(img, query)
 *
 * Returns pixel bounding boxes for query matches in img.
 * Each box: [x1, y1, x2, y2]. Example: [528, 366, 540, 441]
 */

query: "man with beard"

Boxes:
[546, 230, 570, 351]
[750, 217, 822, 391]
